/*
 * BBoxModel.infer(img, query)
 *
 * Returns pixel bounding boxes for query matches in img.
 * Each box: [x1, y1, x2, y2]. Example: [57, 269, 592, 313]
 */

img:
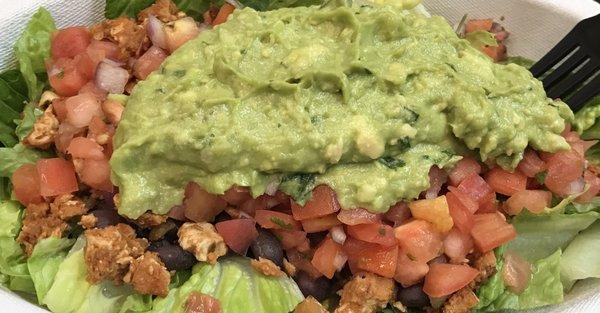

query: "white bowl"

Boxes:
[0, 0, 599, 312]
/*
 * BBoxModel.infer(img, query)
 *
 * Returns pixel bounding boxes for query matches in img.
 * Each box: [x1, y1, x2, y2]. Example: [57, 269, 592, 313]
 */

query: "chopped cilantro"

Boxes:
[378, 157, 406, 169]
[270, 217, 293, 230]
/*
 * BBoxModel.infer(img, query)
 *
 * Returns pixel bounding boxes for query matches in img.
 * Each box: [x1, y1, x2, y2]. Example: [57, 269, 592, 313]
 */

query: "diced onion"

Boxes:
[265, 179, 280, 196]
[567, 177, 585, 195]
[330, 225, 346, 245]
[95, 61, 130, 94]
[146, 15, 168, 49]
[333, 252, 348, 271]
[502, 250, 532, 294]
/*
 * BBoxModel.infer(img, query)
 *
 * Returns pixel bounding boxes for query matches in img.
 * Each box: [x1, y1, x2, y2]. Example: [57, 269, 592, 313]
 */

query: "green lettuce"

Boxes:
[560, 221, 600, 290]
[566, 197, 600, 214]
[0, 143, 48, 177]
[150, 257, 303, 313]
[476, 249, 563, 311]
[15, 102, 44, 142]
[465, 30, 498, 49]
[28, 237, 75, 303]
[0, 68, 29, 147]
[0, 200, 34, 294]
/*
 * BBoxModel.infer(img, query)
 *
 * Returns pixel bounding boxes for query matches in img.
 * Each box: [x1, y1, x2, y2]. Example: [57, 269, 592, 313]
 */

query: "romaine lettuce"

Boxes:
[28, 237, 75, 303]
[560, 221, 600, 290]
[0, 200, 34, 294]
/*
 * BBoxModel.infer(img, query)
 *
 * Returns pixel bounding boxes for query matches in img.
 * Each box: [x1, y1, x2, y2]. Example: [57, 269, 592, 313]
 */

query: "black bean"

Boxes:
[91, 209, 125, 228]
[151, 242, 196, 271]
[295, 271, 331, 301]
[397, 284, 430, 308]
[250, 229, 283, 267]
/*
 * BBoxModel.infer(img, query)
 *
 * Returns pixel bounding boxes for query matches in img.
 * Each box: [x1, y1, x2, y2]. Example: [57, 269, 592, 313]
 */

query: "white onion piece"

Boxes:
[330, 225, 347, 245]
[101, 58, 125, 67]
[265, 179, 280, 196]
[146, 15, 168, 49]
[225, 0, 244, 8]
[47, 64, 62, 77]
[95, 61, 130, 94]
[567, 178, 585, 195]
[333, 252, 348, 271]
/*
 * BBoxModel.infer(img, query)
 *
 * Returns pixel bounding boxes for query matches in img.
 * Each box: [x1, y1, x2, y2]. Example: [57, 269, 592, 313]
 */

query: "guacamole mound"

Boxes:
[111, 2, 572, 218]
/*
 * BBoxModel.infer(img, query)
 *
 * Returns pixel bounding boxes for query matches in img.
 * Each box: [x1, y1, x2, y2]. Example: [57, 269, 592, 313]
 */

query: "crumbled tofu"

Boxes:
[442, 288, 479, 313]
[283, 258, 297, 277]
[294, 296, 328, 313]
[90, 17, 148, 58]
[131, 212, 168, 228]
[102, 100, 125, 124]
[251, 257, 285, 277]
[125, 252, 170, 297]
[470, 251, 497, 288]
[84, 224, 148, 284]
[24, 105, 59, 149]
[79, 214, 98, 229]
[178, 222, 227, 264]
[17, 202, 68, 255]
[50, 194, 88, 220]
[38, 91, 59, 107]
[137, 0, 184, 23]
[334, 273, 395, 313]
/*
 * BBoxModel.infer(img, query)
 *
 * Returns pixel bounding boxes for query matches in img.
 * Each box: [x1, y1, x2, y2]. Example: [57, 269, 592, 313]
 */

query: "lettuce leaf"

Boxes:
[0, 200, 34, 294]
[27, 237, 75, 303]
[150, 257, 303, 313]
[566, 197, 600, 214]
[0, 68, 29, 147]
[0, 143, 48, 177]
[14, 102, 44, 141]
[506, 211, 598, 262]
[560, 221, 600, 290]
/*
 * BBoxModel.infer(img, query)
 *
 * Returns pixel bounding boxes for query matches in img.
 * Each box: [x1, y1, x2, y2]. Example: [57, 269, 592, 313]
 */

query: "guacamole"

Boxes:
[111, 2, 572, 218]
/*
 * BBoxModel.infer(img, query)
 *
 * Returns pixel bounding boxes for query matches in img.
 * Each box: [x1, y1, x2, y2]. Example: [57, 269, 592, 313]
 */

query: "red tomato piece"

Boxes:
[48, 58, 89, 96]
[504, 190, 552, 215]
[67, 137, 104, 160]
[80, 158, 113, 192]
[215, 218, 258, 255]
[272, 229, 307, 250]
[221, 185, 252, 206]
[517, 150, 546, 178]
[465, 19, 493, 33]
[449, 157, 482, 186]
[311, 237, 346, 279]
[458, 173, 495, 206]
[445, 188, 475, 234]
[73, 52, 98, 80]
[12, 164, 43, 205]
[478, 197, 500, 213]
[384, 202, 411, 226]
[185, 292, 221, 313]
[287, 249, 322, 279]
[133, 46, 168, 80]
[213, 3, 235, 26]
[544, 149, 585, 197]
[183, 182, 227, 222]
[88, 40, 121, 61]
[394, 249, 429, 287]
[356, 244, 398, 278]
[443, 228, 474, 263]
[292, 185, 341, 221]
[79, 82, 108, 101]
[51, 27, 91, 59]
[485, 167, 527, 196]
[394, 220, 443, 263]
[37, 158, 79, 196]
[54, 123, 83, 153]
[255, 209, 301, 230]
[301, 214, 342, 233]
[423, 263, 479, 297]
[337, 208, 381, 225]
[165, 17, 200, 52]
[65, 92, 104, 128]
[52, 98, 68, 122]
[346, 223, 396, 247]
[481, 44, 507, 62]
[471, 213, 517, 252]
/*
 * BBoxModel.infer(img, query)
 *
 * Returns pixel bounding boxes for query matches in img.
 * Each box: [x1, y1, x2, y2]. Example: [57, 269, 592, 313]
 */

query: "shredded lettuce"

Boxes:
[28, 237, 75, 303]
[560, 221, 600, 290]
[0, 200, 34, 294]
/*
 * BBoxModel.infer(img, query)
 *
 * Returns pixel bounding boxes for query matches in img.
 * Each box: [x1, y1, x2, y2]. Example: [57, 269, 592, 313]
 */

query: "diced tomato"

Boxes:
[51, 27, 91, 59]
[67, 137, 104, 160]
[408, 196, 454, 233]
[215, 218, 258, 255]
[272, 229, 308, 250]
[465, 19, 493, 33]
[79, 82, 108, 101]
[445, 188, 475, 234]
[443, 228, 474, 263]
[287, 249, 322, 279]
[394, 220, 443, 263]
[576, 171, 600, 203]
[73, 52, 98, 80]
[52, 98, 68, 122]
[543, 149, 585, 197]
[48, 58, 89, 96]
[37, 158, 79, 196]
[133, 46, 168, 80]
[79, 158, 113, 192]
[449, 157, 482, 186]
[65, 92, 104, 128]
[337, 208, 381, 225]
[470, 213, 517, 252]
[478, 197, 500, 213]
[517, 150, 546, 178]
[221, 185, 252, 205]
[212, 3, 235, 26]
[297, 238, 311, 253]
[55, 123, 83, 153]
[485, 167, 527, 196]
[394, 249, 429, 287]
[185, 292, 221, 313]
[346, 223, 396, 247]
[447, 187, 478, 214]
[343, 237, 397, 278]
[12, 164, 43, 205]
[458, 173, 495, 206]
[88, 116, 111, 143]
[311, 237, 346, 279]
[504, 190, 552, 215]
[301, 214, 341, 233]
[384, 202, 411, 226]
[423, 263, 479, 297]
[183, 182, 227, 222]
[481, 44, 507, 62]
[239, 196, 268, 215]
[88, 40, 121, 61]
[168, 205, 186, 221]
[165, 17, 200, 52]
[255, 209, 301, 230]
[424, 166, 448, 199]
[292, 185, 341, 221]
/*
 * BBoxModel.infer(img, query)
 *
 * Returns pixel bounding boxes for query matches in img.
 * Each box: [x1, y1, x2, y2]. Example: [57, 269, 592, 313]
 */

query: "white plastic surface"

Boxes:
[0, 0, 599, 312]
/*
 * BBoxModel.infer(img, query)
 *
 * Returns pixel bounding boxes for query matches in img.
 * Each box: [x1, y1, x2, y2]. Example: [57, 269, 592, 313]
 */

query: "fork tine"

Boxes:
[547, 60, 600, 100]
[541, 48, 588, 89]
[567, 74, 600, 111]
[530, 33, 578, 78]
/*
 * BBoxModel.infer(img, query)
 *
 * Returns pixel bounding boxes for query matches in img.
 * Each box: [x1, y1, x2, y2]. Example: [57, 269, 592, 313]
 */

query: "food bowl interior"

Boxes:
[0, 0, 599, 312]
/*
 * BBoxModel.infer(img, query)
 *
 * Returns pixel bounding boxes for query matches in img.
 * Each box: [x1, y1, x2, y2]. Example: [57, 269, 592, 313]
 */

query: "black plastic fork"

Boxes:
[530, 13, 600, 111]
